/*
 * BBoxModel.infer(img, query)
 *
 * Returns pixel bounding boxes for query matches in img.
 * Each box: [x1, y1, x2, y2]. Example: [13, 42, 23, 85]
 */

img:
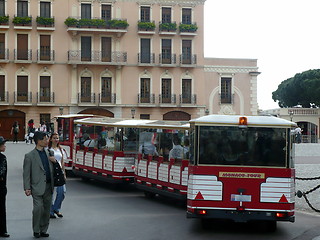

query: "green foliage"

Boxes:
[36, 16, 54, 26]
[107, 19, 129, 29]
[159, 22, 177, 31]
[0, 15, 9, 24]
[272, 69, 320, 107]
[64, 17, 78, 27]
[12, 16, 32, 25]
[179, 23, 198, 32]
[138, 21, 156, 31]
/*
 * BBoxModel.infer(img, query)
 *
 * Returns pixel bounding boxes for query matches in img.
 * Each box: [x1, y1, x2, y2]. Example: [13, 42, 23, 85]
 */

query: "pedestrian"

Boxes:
[23, 131, 55, 238]
[39, 121, 47, 133]
[10, 121, 19, 143]
[295, 126, 302, 144]
[48, 133, 66, 219]
[27, 119, 35, 144]
[0, 136, 9, 238]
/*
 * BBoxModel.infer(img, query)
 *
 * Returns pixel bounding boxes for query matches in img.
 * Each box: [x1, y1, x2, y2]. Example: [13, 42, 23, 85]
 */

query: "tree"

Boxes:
[272, 69, 320, 108]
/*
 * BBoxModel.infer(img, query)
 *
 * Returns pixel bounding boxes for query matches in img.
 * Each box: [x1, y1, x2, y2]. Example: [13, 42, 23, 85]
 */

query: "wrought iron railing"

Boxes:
[37, 92, 55, 103]
[37, 49, 55, 61]
[99, 93, 116, 104]
[0, 91, 8, 103]
[0, 48, 9, 61]
[78, 92, 96, 103]
[159, 53, 176, 64]
[14, 91, 32, 103]
[180, 54, 197, 65]
[14, 49, 32, 61]
[159, 94, 176, 104]
[179, 94, 197, 104]
[138, 93, 155, 104]
[138, 53, 155, 64]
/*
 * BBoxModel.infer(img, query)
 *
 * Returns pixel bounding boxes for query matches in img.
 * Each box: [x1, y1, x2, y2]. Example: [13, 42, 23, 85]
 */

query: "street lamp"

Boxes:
[59, 106, 64, 115]
[289, 110, 294, 122]
[205, 109, 209, 115]
[131, 108, 136, 119]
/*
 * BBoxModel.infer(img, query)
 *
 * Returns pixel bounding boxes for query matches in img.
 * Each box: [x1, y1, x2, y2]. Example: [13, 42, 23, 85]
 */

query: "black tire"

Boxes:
[144, 191, 156, 198]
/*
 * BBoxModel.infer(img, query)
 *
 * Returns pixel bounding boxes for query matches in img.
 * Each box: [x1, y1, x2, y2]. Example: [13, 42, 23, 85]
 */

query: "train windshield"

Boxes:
[197, 126, 291, 167]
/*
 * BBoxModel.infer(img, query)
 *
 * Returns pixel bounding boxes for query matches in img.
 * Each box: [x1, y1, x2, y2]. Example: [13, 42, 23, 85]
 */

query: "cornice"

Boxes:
[81, 0, 205, 5]
[204, 65, 259, 74]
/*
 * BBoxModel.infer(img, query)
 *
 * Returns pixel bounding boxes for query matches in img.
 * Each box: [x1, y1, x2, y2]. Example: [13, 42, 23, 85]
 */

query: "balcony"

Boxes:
[138, 53, 155, 66]
[37, 49, 55, 63]
[180, 54, 197, 67]
[99, 93, 116, 105]
[36, 16, 55, 31]
[159, 94, 176, 105]
[138, 94, 155, 105]
[159, 53, 177, 66]
[0, 49, 9, 63]
[137, 21, 156, 34]
[78, 93, 96, 105]
[14, 49, 32, 63]
[13, 16, 32, 30]
[0, 91, 9, 104]
[0, 16, 9, 29]
[68, 50, 127, 65]
[37, 92, 55, 105]
[179, 22, 198, 36]
[179, 94, 197, 105]
[159, 21, 177, 35]
[65, 17, 128, 36]
[14, 91, 32, 105]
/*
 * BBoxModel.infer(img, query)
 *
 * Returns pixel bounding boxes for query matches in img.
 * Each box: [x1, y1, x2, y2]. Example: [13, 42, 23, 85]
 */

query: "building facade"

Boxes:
[0, 0, 259, 140]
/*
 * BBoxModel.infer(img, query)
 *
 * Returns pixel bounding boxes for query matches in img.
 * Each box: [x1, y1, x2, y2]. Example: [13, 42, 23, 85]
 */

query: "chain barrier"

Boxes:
[296, 176, 320, 213]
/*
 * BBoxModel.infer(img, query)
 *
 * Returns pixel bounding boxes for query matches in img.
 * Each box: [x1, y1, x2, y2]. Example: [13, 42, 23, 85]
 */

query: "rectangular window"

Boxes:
[0, 33, 5, 59]
[0, 75, 4, 101]
[81, 36, 91, 61]
[182, 8, 192, 24]
[101, 77, 111, 102]
[81, 77, 91, 102]
[221, 77, 232, 103]
[40, 76, 50, 102]
[40, 114, 50, 125]
[17, 0, 28, 17]
[101, 37, 111, 62]
[17, 34, 28, 60]
[0, 0, 5, 17]
[140, 6, 150, 22]
[101, 5, 111, 21]
[140, 114, 150, 120]
[182, 40, 192, 64]
[140, 78, 150, 103]
[161, 78, 171, 103]
[40, 35, 51, 61]
[17, 76, 28, 101]
[162, 7, 171, 23]
[140, 38, 150, 63]
[40, 1, 51, 18]
[161, 39, 172, 64]
[81, 3, 91, 19]
[182, 79, 191, 103]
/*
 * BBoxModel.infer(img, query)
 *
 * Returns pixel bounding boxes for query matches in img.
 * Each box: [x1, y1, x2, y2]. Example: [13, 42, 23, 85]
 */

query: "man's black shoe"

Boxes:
[0, 232, 10, 237]
[40, 232, 49, 237]
[33, 232, 40, 238]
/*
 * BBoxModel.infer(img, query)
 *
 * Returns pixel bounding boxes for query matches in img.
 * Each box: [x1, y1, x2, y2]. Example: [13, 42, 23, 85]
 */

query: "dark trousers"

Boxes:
[0, 187, 7, 234]
[13, 133, 18, 143]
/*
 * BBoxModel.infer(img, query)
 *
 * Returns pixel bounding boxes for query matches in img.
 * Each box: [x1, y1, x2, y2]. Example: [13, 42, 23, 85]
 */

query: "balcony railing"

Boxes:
[37, 49, 55, 62]
[13, 15, 32, 26]
[68, 50, 127, 64]
[99, 93, 116, 104]
[65, 17, 129, 30]
[138, 93, 155, 104]
[219, 93, 234, 104]
[78, 92, 96, 103]
[36, 16, 55, 28]
[0, 48, 9, 61]
[159, 21, 177, 32]
[159, 53, 176, 65]
[0, 91, 8, 103]
[179, 94, 197, 104]
[0, 15, 9, 26]
[14, 49, 32, 61]
[159, 94, 176, 104]
[14, 91, 32, 103]
[37, 92, 55, 103]
[180, 54, 197, 65]
[137, 20, 156, 32]
[138, 53, 155, 64]
[179, 22, 198, 33]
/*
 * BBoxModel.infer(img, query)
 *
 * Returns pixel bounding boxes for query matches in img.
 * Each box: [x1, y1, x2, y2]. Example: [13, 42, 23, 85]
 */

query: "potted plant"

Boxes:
[0, 16, 9, 25]
[91, 19, 106, 28]
[64, 17, 78, 27]
[107, 19, 129, 29]
[138, 21, 156, 31]
[12, 16, 32, 26]
[36, 16, 54, 27]
[159, 22, 177, 32]
[179, 23, 198, 32]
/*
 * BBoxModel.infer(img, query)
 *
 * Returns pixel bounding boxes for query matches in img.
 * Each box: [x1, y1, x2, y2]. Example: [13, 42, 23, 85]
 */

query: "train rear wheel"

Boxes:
[144, 191, 156, 198]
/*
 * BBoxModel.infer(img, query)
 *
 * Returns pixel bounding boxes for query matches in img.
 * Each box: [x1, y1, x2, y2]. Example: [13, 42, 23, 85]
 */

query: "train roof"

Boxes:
[74, 117, 190, 130]
[190, 114, 297, 128]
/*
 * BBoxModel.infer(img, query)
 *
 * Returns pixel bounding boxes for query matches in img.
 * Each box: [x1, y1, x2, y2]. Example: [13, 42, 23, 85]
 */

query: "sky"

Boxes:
[204, 0, 320, 110]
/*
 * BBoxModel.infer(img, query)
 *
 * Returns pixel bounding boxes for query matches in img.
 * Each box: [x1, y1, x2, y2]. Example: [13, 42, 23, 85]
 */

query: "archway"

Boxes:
[297, 121, 318, 143]
[0, 109, 26, 141]
[78, 108, 114, 117]
[163, 111, 191, 121]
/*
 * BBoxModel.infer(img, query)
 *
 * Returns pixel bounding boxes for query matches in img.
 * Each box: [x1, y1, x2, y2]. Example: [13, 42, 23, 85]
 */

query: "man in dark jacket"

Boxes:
[0, 136, 9, 238]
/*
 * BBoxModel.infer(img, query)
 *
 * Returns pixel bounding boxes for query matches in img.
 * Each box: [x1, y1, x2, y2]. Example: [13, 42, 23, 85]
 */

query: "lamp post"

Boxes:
[289, 110, 293, 122]
[59, 106, 64, 115]
[205, 109, 209, 115]
[131, 108, 136, 119]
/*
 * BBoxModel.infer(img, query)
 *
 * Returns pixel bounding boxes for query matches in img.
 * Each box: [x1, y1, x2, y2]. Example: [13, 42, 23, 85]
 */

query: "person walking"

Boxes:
[23, 132, 55, 238]
[39, 121, 47, 133]
[48, 133, 66, 219]
[0, 136, 9, 238]
[27, 119, 35, 144]
[10, 121, 19, 143]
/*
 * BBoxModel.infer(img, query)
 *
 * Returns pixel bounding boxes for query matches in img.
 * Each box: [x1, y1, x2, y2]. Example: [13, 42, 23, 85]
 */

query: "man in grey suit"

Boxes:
[23, 131, 55, 238]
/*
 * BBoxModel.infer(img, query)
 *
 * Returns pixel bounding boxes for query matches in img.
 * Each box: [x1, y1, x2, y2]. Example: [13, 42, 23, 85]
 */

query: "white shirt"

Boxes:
[50, 147, 64, 167]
